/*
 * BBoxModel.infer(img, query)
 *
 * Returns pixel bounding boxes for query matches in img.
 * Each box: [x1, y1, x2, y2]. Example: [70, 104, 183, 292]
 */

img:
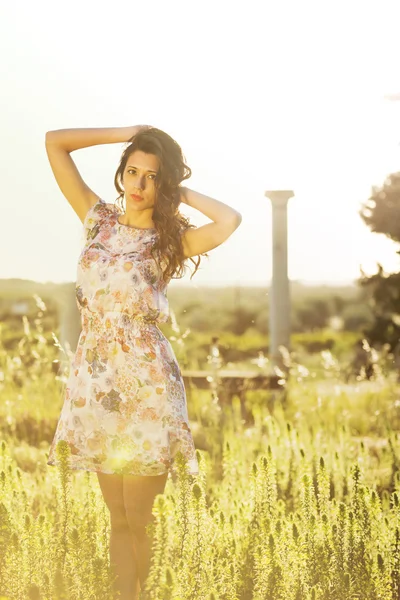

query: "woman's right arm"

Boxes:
[44, 126, 147, 223]
[45, 125, 145, 152]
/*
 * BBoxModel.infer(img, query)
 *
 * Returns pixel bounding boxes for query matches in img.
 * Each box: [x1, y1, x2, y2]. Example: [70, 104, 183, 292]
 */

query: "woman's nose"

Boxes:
[135, 176, 145, 189]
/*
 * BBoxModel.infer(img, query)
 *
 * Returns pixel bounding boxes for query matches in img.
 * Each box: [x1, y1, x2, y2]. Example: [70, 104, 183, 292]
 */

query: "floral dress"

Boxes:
[47, 198, 199, 477]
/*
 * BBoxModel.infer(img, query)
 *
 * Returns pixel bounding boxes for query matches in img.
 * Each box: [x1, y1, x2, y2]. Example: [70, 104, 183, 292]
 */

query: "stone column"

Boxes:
[264, 190, 295, 371]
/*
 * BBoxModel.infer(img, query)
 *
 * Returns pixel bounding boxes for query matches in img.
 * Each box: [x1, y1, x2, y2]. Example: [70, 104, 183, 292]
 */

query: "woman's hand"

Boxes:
[125, 124, 153, 143]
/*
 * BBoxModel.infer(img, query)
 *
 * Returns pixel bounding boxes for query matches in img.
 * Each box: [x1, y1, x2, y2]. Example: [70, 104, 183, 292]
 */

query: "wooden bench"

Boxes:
[182, 369, 286, 424]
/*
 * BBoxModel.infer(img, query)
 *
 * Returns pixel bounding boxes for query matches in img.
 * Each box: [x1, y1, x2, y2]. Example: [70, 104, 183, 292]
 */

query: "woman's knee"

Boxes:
[110, 509, 131, 532]
[123, 473, 168, 538]
[124, 505, 154, 540]
[97, 472, 129, 531]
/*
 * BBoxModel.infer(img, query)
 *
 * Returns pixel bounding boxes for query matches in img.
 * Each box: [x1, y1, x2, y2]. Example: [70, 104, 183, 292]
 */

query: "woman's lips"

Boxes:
[131, 194, 143, 201]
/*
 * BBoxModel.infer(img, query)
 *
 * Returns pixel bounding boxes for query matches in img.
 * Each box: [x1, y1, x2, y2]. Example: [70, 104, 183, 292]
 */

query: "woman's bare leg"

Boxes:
[97, 472, 140, 600]
[123, 472, 169, 595]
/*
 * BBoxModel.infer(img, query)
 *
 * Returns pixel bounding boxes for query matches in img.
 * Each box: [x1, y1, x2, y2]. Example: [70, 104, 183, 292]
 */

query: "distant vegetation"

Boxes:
[359, 169, 400, 351]
[0, 278, 374, 345]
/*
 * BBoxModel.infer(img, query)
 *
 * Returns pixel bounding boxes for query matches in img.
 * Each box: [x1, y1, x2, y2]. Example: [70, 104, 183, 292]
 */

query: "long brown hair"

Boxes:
[113, 126, 207, 284]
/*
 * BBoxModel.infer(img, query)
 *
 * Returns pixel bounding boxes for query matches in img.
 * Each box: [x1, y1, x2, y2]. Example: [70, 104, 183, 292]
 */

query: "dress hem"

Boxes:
[46, 459, 171, 477]
[46, 459, 200, 477]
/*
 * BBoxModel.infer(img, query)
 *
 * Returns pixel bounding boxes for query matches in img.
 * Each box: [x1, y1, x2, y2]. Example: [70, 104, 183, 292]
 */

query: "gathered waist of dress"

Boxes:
[81, 310, 160, 332]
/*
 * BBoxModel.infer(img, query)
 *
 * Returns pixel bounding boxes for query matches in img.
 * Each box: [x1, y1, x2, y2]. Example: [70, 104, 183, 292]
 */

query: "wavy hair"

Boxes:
[113, 126, 207, 285]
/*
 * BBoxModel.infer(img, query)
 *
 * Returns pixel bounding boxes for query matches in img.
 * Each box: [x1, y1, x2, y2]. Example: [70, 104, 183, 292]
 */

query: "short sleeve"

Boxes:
[80, 198, 109, 245]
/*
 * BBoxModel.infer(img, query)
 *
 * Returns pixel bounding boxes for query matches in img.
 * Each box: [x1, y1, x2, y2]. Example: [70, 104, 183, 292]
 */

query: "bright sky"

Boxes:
[1, 0, 399, 288]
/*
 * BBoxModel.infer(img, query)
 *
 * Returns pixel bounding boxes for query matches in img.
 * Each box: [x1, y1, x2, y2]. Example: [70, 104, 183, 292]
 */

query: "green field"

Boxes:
[1, 299, 400, 600]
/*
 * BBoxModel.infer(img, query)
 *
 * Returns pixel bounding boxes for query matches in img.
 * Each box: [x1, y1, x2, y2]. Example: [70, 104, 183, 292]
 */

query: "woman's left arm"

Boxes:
[179, 186, 241, 223]
[179, 186, 242, 259]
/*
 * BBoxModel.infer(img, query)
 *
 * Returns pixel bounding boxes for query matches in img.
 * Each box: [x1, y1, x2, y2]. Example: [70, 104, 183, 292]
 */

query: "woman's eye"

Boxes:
[128, 169, 156, 179]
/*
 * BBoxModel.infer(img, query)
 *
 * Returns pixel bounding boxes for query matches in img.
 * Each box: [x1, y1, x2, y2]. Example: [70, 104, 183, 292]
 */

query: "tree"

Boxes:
[359, 172, 400, 243]
[358, 171, 400, 349]
[228, 307, 258, 336]
[295, 298, 330, 331]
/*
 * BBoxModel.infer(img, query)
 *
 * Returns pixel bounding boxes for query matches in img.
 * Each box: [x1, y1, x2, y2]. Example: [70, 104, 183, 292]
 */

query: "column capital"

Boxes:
[264, 190, 295, 206]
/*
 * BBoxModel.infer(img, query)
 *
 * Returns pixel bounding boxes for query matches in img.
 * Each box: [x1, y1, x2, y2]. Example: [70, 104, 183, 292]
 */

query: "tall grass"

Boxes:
[0, 298, 400, 598]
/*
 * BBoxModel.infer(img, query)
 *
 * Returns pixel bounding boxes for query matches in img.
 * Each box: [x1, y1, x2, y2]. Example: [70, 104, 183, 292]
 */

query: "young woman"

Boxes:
[45, 125, 242, 599]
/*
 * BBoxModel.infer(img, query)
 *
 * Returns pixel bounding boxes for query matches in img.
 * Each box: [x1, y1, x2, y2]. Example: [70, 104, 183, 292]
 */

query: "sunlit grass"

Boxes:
[0, 298, 400, 598]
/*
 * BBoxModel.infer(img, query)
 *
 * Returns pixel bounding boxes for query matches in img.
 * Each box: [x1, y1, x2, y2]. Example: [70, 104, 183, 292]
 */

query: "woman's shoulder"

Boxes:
[94, 197, 118, 215]
[84, 198, 117, 224]
[80, 200, 119, 246]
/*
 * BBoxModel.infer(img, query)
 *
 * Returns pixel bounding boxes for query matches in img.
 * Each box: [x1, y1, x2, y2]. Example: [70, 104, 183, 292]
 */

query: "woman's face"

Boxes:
[122, 150, 160, 210]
